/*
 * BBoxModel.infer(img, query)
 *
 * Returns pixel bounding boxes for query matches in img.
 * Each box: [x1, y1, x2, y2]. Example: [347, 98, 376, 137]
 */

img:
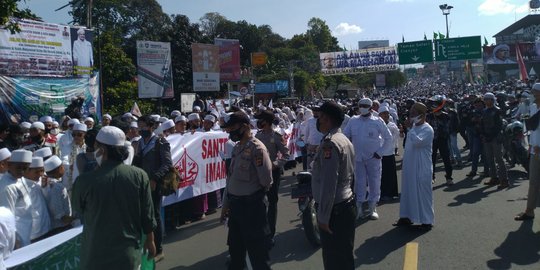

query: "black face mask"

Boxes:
[140, 130, 152, 139]
[229, 127, 244, 142]
[44, 128, 51, 134]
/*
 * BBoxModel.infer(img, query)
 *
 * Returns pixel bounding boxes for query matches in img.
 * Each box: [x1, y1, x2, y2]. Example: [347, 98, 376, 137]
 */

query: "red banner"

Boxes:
[214, 38, 241, 82]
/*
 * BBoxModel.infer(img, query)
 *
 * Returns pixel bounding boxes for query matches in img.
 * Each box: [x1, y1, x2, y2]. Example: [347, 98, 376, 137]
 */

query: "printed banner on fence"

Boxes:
[137, 41, 174, 99]
[0, 73, 101, 125]
[320, 47, 398, 75]
[192, 43, 220, 92]
[214, 38, 241, 82]
[0, 19, 94, 77]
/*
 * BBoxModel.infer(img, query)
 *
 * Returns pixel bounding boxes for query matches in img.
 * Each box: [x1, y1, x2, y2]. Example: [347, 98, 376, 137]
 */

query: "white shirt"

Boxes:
[0, 207, 15, 270]
[23, 178, 50, 240]
[0, 174, 33, 247]
[529, 103, 540, 154]
[305, 117, 324, 146]
[382, 121, 400, 156]
[343, 114, 393, 161]
[72, 39, 93, 67]
[42, 178, 71, 229]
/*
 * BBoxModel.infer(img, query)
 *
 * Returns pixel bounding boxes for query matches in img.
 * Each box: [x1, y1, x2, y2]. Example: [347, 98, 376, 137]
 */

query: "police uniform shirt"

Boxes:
[311, 128, 355, 225]
[255, 129, 290, 168]
[227, 137, 273, 197]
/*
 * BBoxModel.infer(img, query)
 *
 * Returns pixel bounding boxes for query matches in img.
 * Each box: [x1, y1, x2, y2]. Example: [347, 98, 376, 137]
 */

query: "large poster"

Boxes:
[214, 38, 241, 82]
[484, 42, 540, 82]
[320, 47, 398, 75]
[136, 41, 174, 99]
[192, 43, 220, 92]
[0, 19, 93, 77]
[0, 73, 101, 124]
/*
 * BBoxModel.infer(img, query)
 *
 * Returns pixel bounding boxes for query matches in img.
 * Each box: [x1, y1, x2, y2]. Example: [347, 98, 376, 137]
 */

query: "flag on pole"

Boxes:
[516, 45, 528, 81]
[268, 99, 273, 109]
[433, 32, 438, 40]
[438, 32, 445, 39]
[402, 35, 405, 43]
[131, 102, 142, 117]
[483, 36, 489, 46]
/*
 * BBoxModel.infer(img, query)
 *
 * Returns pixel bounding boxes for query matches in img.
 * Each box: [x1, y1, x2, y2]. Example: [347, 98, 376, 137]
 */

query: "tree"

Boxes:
[0, 0, 40, 33]
[199, 12, 227, 38]
[306, 17, 339, 53]
[104, 81, 156, 115]
[96, 30, 136, 90]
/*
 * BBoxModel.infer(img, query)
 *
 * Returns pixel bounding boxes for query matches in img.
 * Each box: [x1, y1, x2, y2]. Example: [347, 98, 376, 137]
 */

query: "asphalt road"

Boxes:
[159, 140, 540, 270]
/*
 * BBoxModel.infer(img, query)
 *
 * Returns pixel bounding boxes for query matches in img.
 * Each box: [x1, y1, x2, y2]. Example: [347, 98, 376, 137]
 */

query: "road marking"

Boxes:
[403, 242, 419, 270]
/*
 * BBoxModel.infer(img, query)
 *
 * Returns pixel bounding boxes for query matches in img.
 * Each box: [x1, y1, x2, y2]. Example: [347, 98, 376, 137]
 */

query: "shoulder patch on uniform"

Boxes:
[255, 154, 264, 166]
[323, 145, 332, 159]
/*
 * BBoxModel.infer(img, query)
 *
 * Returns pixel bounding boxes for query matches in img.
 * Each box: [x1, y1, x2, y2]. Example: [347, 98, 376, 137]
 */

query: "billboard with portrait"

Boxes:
[484, 42, 540, 82]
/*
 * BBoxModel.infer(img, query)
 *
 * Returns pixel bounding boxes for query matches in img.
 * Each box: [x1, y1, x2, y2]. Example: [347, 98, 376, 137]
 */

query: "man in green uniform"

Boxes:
[72, 126, 156, 270]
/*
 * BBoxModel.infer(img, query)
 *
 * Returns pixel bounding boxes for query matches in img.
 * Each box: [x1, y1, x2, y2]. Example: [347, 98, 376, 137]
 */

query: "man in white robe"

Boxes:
[72, 28, 93, 68]
[0, 207, 16, 270]
[395, 102, 434, 229]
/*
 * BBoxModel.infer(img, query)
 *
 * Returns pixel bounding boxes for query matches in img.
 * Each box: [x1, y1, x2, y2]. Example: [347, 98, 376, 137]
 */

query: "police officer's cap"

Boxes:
[220, 112, 250, 129]
[319, 101, 344, 126]
[254, 110, 275, 122]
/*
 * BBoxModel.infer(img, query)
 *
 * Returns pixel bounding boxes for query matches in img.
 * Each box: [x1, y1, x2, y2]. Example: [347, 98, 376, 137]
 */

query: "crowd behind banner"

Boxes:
[0, 75, 539, 268]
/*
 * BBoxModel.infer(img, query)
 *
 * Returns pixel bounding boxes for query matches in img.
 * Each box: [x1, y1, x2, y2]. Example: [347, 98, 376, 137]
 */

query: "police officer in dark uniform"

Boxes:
[220, 112, 273, 270]
[254, 110, 290, 246]
[311, 101, 356, 270]
[426, 95, 454, 185]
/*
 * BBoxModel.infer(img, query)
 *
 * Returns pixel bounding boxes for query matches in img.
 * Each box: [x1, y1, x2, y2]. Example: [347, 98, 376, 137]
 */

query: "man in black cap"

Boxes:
[254, 110, 290, 247]
[311, 101, 356, 270]
[220, 112, 273, 270]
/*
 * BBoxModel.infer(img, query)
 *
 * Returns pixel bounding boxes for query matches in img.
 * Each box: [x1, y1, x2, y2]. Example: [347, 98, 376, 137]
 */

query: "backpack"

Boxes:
[155, 137, 180, 196]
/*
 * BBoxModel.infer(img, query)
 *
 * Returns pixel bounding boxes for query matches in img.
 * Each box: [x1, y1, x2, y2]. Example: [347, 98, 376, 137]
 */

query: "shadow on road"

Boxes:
[486, 221, 540, 269]
[270, 224, 320, 265]
[354, 227, 428, 266]
[448, 185, 499, 207]
[163, 217, 223, 245]
[167, 251, 229, 270]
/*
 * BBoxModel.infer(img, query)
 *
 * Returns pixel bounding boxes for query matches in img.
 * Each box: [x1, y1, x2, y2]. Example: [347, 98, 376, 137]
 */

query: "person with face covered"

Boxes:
[311, 101, 356, 270]
[220, 111, 273, 270]
[23, 121, 58, 154]
[254, 110, 290, 246]
[343, 98, 392, 220]
[133, 115, 172, 262]
[72, 126, 156, 269]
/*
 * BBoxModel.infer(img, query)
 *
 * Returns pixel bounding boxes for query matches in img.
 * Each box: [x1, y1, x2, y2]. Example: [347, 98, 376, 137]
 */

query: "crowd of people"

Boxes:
[0, 77, 539, 269]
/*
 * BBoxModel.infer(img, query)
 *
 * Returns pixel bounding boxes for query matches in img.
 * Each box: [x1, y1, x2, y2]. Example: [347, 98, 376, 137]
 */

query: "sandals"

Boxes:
[392, 218, 413, 227]
[514, 213, 534, 221]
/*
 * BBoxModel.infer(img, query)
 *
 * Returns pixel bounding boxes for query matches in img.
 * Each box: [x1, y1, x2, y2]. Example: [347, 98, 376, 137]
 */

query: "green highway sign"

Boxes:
[397, 40, 433, 65]
[434, 36, 482, 61]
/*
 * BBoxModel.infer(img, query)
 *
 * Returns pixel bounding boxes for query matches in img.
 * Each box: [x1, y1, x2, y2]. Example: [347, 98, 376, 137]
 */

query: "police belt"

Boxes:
[227, 189, 266, 203]
[315, 195, 355, 213]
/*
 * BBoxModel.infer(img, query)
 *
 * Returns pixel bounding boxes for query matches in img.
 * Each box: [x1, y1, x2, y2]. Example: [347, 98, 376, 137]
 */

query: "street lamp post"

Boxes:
[439, 4, 453, 38]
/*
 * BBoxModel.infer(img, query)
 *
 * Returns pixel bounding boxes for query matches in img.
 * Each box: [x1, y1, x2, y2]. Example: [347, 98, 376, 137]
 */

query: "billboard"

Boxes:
[180, 93, 196, 113]
[0, 73, 101, 124]
[320, 47, 398, 75]
[214, 38, 241, 82]
[192, 43, 220, 92]
[484, 43, 540, 82]
[251, 52, 268, 66]
[358, 40, 389, 49]
[136, 41, 174, 98]
[0, 19, 94, 77]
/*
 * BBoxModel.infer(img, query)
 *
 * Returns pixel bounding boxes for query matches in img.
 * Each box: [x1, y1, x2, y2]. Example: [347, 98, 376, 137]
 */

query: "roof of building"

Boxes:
[493, 14, 540, 37]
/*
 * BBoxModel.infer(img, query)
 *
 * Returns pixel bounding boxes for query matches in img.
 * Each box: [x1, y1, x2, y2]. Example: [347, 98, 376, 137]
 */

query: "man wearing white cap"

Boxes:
[60, 123, 87, 193]
[202, 114, 217, 132]
[174, 115, 187, 134]
[170, 110, 181, 119]
[188, 113, 202, 133]
[23, 122, 58, 154]
[72, 126, 157, 268]
[0, 148, 10, 179]
[57, 119, 80, 162]
[34, 147, 53, 161]
[72, 28, 93, 68]
[515, 83, 540, 221]
[304, 106, 324, 168]
[43, 156, 73, 235]
[22, 157, 51, 243]
[344, 98, 392, 220]
[160, 120, 175, 137]
[102, 114, 112, 127]
[127, 121, 140, 142]
[84, 117, 94, 130]
[0, 149, 33, 247]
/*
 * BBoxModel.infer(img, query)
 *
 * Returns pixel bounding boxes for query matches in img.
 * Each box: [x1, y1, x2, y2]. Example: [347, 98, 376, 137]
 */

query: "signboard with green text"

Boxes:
[434, 36, 482, 61]
[397, 40, 433, 65]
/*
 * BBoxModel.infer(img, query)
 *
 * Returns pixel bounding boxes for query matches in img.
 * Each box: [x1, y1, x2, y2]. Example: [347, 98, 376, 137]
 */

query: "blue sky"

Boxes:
[21, 0, 532, 50]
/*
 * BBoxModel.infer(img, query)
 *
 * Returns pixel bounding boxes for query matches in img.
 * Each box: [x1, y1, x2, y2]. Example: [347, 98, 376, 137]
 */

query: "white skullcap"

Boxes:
[159, 117, 168, 123]
[31, 122, 45, 130]
[73, 123, 88, 132]
[29, 157, 44, 168]
[34, 147, 53, 158]
[532, 83, 540, 92]
[150, 115, 160, 122]
[52, 121, 59, 127]
[0, 148, 11, 161]
[40, 116, 53, 123]
[68, 119, 80, 126]
[77, 28, 85, 35]
[483, 92, 496, 100]
[161, 120, 175, 130]
[9, 149, 32, 163]
[378, 106, 390, 114]
[122, 112, 133, 119]
[130, 121, 138, 128]
[97, 126, 126, 146]
[20, 122, 31, 129]
[193, 106, 201, 112]
[44, 155, 62, 172]
[175, 115, 187, 123]
[188, 113, 200, 121]
[359, 98, 373, 107]
[103, 114, 112, 120]
[204, 115, 216, 123]
[170, 110, 181, 118]
[84, 117, 94, 123]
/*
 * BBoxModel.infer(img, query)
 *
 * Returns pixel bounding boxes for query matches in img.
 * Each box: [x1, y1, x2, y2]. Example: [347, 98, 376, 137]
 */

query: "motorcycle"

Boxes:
[504, 120, 529, 173]
[291, 171, 320, 247]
